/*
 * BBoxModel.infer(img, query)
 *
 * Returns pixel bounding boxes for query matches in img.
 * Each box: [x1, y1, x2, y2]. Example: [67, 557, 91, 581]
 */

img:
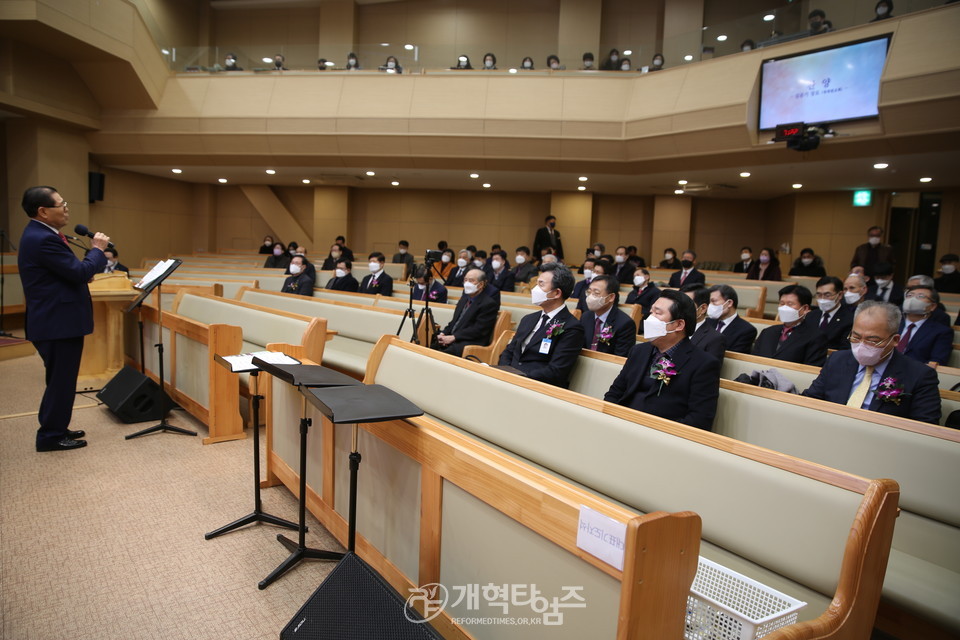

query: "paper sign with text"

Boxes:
[576, 506, 627, 570]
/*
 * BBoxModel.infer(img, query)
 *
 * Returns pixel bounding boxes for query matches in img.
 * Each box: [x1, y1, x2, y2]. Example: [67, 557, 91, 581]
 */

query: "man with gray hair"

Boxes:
[802, 301, 940, 424]
[905, 274, 952, 327]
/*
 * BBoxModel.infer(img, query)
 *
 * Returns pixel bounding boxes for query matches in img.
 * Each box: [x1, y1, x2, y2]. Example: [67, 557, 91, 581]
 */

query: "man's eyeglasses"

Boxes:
[47, 201, 68, 209]
[904, 292, 931, 301]
[848, 332, 894, 348]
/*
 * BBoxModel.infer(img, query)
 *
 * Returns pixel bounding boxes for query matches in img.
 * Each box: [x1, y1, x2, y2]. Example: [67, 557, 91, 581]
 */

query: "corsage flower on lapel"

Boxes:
[650, 356, 677, 396]
[876, 377, 905, 405]
[545, 321, 565, 339]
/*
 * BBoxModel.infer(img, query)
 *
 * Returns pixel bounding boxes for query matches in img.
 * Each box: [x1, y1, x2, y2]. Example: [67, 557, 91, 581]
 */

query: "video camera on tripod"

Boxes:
[396, 250, 444, 346]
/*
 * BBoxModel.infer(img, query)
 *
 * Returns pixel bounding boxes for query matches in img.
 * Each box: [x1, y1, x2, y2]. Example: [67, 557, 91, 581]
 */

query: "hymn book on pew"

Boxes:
[218, 351, 301, 373]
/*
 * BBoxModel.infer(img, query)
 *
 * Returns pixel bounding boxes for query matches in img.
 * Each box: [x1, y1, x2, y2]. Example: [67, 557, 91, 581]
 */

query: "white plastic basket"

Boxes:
[684, 557, 807, 640]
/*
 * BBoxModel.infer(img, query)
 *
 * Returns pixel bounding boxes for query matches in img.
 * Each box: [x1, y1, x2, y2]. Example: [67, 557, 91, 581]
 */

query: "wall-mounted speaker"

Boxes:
[88, 171, 105, 203]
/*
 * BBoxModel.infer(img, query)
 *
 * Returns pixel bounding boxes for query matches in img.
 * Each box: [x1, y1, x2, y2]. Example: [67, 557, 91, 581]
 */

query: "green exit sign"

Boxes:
[853, 190, 872, 207]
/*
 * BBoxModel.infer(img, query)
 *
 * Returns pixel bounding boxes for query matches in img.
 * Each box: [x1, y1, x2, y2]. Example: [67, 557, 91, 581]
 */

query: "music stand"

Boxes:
[204, 354, 302, 540]
[123, 259, 196, 439]
[252, 359, 362, 590]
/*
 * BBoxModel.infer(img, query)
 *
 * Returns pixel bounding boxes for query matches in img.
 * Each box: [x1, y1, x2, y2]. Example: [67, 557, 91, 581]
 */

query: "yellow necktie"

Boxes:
[846, 365, 875, 408]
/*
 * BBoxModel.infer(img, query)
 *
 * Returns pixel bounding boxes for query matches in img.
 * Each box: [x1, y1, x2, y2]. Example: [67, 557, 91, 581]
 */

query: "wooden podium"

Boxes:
[78, 272, 138, 392]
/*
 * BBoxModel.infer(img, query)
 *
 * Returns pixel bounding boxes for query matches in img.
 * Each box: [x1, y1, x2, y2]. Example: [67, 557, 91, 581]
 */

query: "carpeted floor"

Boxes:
[0, 354, 341, 640]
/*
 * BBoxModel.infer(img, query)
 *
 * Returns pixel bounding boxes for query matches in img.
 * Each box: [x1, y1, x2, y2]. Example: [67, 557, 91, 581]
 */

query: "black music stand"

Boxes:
[123, 259, 196, 439]
[252, 359, 362, 590]
[204, 354, 301, 540]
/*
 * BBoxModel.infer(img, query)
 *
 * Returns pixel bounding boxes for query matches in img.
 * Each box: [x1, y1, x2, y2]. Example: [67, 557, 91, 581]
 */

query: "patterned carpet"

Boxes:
[0, 354, 340, 640]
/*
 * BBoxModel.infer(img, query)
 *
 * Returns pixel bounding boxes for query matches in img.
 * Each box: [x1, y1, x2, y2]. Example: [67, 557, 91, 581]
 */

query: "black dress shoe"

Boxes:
[36, 438, 87, 452]
[67, 429, 86, 439]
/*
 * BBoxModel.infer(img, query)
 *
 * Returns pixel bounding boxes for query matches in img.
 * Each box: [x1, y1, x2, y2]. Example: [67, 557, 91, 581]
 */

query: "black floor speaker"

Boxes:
[96, 365, 170, 423]
[281, 552, 443, 640]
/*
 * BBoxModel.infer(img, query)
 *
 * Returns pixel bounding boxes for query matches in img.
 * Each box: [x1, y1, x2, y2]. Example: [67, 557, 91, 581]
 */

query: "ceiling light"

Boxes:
[739, 171, 751, 178]
[380, 42, 390, 47]
[717, 35, 728, 42]
[577, 186, 586, 191]
[508, 68, 518, 74]
[302, 179, 311, 184]
[404, 44, 414, 50]
[218, 178, 228, 184]
[469, 173, 480, 179]
[763, 14, 775, 22]
[873, 163, 888, 169]
[674, 189, 684, 195]
[578, 176, 588, 182]
[684, 54, 693, 61]
[391, 181, 400, 186]
[161, 49, 170, 55]
[365, 171, 376, 176]
[171, 168, 182, 174]
[324, 60, 335, 67]
[792, 183, 803, 189]
[482, 183, 491, 188]
[678, 179, 688, 185]
[920, 177, 933, 183]
[262, 57, 272, 64]
[623, 49, 633, 56]
[265, 169, 276, 175]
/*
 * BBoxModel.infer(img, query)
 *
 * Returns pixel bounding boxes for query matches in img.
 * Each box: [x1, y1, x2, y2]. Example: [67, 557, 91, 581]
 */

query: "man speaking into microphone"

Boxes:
[18, 186, 111, 452]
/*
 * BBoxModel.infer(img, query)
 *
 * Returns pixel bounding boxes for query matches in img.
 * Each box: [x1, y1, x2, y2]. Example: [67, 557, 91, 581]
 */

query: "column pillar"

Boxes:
[550, 192, 593, 265]
[651, 196, 692, 262]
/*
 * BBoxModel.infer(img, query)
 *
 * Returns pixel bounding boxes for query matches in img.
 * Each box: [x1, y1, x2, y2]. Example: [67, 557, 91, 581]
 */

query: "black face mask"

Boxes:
[680, 259, 693, 269]
[548, 221, 556, 229]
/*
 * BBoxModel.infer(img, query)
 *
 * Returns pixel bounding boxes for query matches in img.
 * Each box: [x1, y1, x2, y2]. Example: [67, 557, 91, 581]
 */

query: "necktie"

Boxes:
[680, 271, 688, 285]
[779, 325, 793, 343]
[715, 320, 725, 333]
[450, 297, 473, 332]
[522, 313, 548, 350]
[879, 286, 888, 301]
[58, 232, 68, 246]
[591, 317, 603, 351]
[897, 323, 915, 353]
[846, 366, 875, 408]
[819, 312, 830, 330]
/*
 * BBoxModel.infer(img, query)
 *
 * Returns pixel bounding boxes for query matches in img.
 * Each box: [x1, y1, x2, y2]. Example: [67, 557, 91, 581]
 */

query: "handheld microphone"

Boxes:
[74, 224, 114, 249]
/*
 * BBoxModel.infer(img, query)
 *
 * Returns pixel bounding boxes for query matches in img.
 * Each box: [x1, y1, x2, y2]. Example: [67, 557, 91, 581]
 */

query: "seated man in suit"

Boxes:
[498, 263, 584, 387]
[571, 257, 597, 307]
[806, 276, 854, 351]
[867, 262, 904, 307]
[935, 253, 960, 294]
[802, 301, 941, 425]
[580, 275, 637, 357]
[391, 240, 415, 279]
[359, 252, 394, 296]
[705, 284, 757, 354]
[445, 250, 471, 288]
[626, 267, 660, 330]
[752, 284, 827, 366]
[680, 283, 726, 365]
[513, 246, 536, 285]
[101, 248, 129, 274]
[281, 254, 315, 296]
[907, 274, 952, 327]
[733, 246, 754, 274]
[488, 250, 516, 294]
[897, 285, 953, 366]
[435, 268, 499, 357]
[325, 258, 359, 292]
[576, 260, 610, 312]
[612, 246, 634, 284]
[412, 264, 448, 304]
[668, 250, 705, 288]
[604, 290, 721, 431]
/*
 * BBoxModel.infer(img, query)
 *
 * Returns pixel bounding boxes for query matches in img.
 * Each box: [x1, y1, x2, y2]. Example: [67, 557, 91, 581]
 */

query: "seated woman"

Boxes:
[381, 55, 402, 74]
[259, 235, 274, 254]
[321, 243, 344, 270]
[452, 55, 473, 70]
[746, 247, 783, 281]
[263, 241, 291, 269]
[546, 55, 564, 70]
[600, 48, 621, 71]
[520, 57, 534, 70]
[658, 248, 681, 270]
[282, 255, 314, 296]
[481, 53, 497, 70]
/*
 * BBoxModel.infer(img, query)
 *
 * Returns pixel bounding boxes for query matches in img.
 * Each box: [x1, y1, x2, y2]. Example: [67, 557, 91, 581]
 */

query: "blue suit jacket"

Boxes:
[580, 306, 637, 357]
[18, 219, 106, 341]
[359, 272, 394, 296]
[898, 318, 953, 366]
[416, 281, 448, 304]
[802, 349, 941, 424]
[707, 314, 757, 354]
[604, 339, 721, 431]
[498, 306, 584, 388]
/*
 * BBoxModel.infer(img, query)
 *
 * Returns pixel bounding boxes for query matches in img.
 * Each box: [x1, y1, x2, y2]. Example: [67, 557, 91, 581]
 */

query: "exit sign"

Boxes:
[853, 190, 872, 206]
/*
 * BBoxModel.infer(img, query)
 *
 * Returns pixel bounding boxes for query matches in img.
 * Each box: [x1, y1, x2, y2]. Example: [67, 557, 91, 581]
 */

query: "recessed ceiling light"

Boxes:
[161, 49, 170, 55]
[684, 54, 693, 61]
[873, 163, 889, 169]
[717, 35, 727, 42]
[380, 42, 390, 47]
[623, 49, 633, 55]
[739, 171, 751, 178]
[302, 179, 311, 184]
[171, 168, 182, 174]
[391, 181, 400, 186]
[678, 179, 688, 185]
[577, 186, 586, 191]
[920, 177, 933, 183]
[365, 171, 376, 176]
[265, 169, 276, 175]
[218, 178, 228, 184]
[674, 189, 684, 195]
[792, 183, 803, 189]
[508, 68, 518, 74]
[763, 14, 775, 22]
[469, 173, 480, 179]
[404, 44, 414, 50]
[482, 183, 491, 188]
[578, 176, 588, 182]
[324, 60, 335, 67]
[262, 57, 272, 64]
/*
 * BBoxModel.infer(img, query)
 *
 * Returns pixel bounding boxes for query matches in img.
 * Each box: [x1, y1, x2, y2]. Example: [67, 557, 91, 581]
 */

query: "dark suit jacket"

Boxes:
[604, 339, 721, 431]
[867, 281, 904, 307]
[899, 318, 953, 365]
[513, 261, 536, 284]
[438, 291, 499, 356]
[18, 219, 107, 341]
[572, 278, 592, 312]
[359, 272, 394, 296]
[806, 305, 855, 351]
[850, 242, 894, 271]
[802, 350, 941, 424]
[490, 269, 516, 294]
[733, 260, 754, 274]
[708, 315, 757, 354]
[626, 284, 661, 328]
[752, 317, 828, 366]
[104, 262, 129, 274]
[612, 262, 633, 284]
[263, 254, 291, 270]
[533, 226, 564, 260]
[668, 268, 705, 288]
[391, 252, 415, 278]
[691, 322, 726, 365]
[416, 282, 448, 304]
[498, 306, 584, 387]
[445, 266, 469, 288]
[581, 306, 637, 357]
[281, 273, 315, 296]
[325, 274, 359, 292]
[935, 271, 960, 294]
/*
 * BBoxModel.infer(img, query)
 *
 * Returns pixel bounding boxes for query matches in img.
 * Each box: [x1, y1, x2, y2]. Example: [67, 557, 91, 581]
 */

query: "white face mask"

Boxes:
[877, 5, 889, 15]
[818, 296, 837, 312]
[583, 269, 594, 280]
[550, 62, 559, 70]
[457, 258, 468, 268]
[583, 60, 593, 68]
[289, 248, 298, 255]
[522, 61, 532, 69]
[741, 253, 751, 261]
[386, 61, 396, 69]
[653, 58, 663, 67]
[398, 248, 407, 254]
[778, 305, 801, 324]
[874, 278, 890, 288]
[903, 297, 929, 315]
[515, 255, 526, 264]
[264, 241, 272, 247]
[331, 251, 341, 260]
[463, 281, 478, 295]
[643, 316, 676, 340]
[289, 263, 302, 275]
[531, 284, 552, 306]
[484, 59, 494, 68]
[593, 250, 601, 258]
[586, 294, 610, 312]
[633, 275, 646, 287]
[369, 262, 381, 273]
[491, 259, 503, 270]
[868, 236, 881, 246]
[942, 264, 956, 274]
[801, 258, 813, 266]
[273, 248, 283, 256]
[706, 302, 725, 319]
[742, 45, 752, 52]
[335, 268, 347, 278]
[844, 291, 862, 305]
[107, 259, 117, 268]
[416, 283, 425, 290]
[473, 259, 484, 268]
[610, 54, 619, 62]
[851, 341, 891, 367]
[620, 64, 630, 71]
[441, 254, 451, 264]
[615, 254, 626, 263]
[664, 252, 674, 261]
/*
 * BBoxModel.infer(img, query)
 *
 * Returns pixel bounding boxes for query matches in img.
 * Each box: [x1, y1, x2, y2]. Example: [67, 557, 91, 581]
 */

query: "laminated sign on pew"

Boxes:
[576, 505, 627, 570]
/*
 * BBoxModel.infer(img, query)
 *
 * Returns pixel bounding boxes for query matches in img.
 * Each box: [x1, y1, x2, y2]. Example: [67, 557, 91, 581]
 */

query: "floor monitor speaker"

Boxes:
[96, 365, 169, 423]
